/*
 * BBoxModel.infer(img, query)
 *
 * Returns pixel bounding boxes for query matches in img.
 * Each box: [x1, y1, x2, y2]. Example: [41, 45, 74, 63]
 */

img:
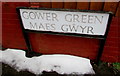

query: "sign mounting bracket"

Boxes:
[16, 7, 113, 64]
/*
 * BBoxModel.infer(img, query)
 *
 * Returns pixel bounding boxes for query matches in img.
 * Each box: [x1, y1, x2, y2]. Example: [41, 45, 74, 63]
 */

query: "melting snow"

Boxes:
[0, 48, 95, 75]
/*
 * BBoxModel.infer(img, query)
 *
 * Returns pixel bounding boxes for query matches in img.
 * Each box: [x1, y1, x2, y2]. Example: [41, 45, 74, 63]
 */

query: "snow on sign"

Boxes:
[19, 8, 110, 36]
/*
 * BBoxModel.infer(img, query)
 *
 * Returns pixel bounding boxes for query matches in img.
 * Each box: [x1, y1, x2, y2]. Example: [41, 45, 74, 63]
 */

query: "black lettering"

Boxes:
[82, 15, 87, 23]
[73, 14, 79, 22]
[39, 23, 45, 30]
[95, 16, 103, 24]
[35, 12, 44, 19]
[79, 26, 87, 33]
[87, 26, 94, 34]
[69, 24, 79, 32]
[46, 13, 51, 21]
[22, 11, 29, 19]
[65, 14, 72, 22]
[51, 24, 56, 30]
[88, 15, 93, 23]
[29, 22, 37, 29]
[29, 12, 36, 19]
[61, 25, 68, 32]
[52, 13, 58, 21]
[46, 23, 51, 30]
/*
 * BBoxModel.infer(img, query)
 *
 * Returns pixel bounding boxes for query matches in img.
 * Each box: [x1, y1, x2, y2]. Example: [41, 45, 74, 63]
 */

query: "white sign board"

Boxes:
[19, 9, 109, 36]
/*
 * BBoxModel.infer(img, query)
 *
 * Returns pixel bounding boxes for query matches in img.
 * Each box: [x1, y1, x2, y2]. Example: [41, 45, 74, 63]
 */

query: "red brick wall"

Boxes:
[2, 2, 30, 50]
[101, 17, 119, 62]
[2, 2, 120, 62]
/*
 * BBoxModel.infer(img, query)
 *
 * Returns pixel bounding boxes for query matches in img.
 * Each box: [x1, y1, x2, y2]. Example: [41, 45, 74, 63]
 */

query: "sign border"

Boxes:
[17, 7, 112, 39]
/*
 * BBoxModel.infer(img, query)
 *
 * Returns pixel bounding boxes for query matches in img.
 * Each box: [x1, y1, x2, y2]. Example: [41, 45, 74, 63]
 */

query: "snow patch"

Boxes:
[0, 48, 95, 75]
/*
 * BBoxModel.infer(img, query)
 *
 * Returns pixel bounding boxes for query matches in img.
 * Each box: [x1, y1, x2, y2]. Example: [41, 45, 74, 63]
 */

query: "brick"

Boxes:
[103, 2, 119, 15]
[107, 31, 118, 38]
[101, 55, 118, 62]
[2, 19, 20, 25]
[106, 37, 119, 43]
[90, 2, 104, 11]
[2, 2, 30, 13]
[64, 2, 77, 9]
[115, 2, 120, 17]
[2, 13, 19, 19]
[52, 2, 63, 8]
[39, 2, 51, 8]
[104, 46, 119, 52]
[105, 40, 119, 47]
[77, 2, 90, 10]
[30, 2, 39, 7]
